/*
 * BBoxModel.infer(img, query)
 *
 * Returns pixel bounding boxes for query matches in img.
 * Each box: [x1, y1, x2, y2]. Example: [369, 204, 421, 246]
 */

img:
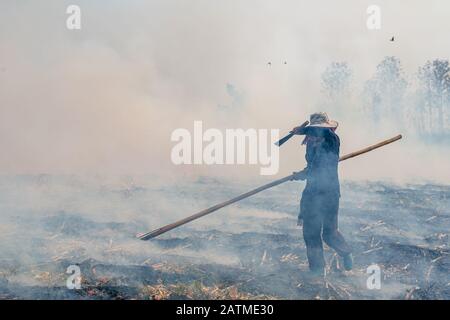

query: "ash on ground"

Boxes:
[0, 175, 448, 300]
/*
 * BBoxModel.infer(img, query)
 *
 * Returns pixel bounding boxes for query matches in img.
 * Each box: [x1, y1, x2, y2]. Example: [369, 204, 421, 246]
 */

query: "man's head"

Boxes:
[309, 112, 338, 130]
[302, 112, 338, 146]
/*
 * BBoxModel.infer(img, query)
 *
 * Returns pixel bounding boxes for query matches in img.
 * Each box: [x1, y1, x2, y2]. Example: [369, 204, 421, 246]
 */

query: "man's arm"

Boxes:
[292, 126, 333, 137]
[291, 168, 308, 181]
[293, 126, 339, 152]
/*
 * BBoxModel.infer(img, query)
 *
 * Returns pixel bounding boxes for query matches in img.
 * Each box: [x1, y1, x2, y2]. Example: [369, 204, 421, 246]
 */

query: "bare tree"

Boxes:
[320, 62, 352, 117]
[363, 57, 408, 129]
[417, 59, 450, 134]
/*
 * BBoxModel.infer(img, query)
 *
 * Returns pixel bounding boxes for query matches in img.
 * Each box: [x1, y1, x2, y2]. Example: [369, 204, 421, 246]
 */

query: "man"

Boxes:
[291, 112, 352, 276]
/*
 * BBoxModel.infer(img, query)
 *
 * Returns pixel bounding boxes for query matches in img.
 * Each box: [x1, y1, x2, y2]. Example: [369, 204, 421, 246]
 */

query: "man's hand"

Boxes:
[291, 170, 307, 181]
[289, 120, 309, 136]
[291, 126, 303, 135]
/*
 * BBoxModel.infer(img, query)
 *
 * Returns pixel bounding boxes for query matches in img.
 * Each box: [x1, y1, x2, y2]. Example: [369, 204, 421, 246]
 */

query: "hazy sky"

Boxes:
[0, 0, 449, 181]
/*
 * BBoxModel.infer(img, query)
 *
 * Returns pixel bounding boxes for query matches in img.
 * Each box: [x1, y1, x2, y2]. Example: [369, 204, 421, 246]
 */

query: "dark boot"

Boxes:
[306, 246, 325, 274]
[343, 253, 353, 271]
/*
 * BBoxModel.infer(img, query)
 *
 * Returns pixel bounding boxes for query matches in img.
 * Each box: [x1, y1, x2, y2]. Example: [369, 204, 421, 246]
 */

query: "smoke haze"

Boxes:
[0, 2, 449, 300]
[0, 0, 449, 183]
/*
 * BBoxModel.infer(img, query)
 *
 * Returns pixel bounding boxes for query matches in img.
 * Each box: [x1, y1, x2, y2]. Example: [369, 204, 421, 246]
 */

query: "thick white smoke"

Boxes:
[0, 0, 449, 182]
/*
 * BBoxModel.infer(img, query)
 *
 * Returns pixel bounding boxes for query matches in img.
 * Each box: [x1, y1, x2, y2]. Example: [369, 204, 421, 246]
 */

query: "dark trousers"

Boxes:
[299, 191, 351, 272]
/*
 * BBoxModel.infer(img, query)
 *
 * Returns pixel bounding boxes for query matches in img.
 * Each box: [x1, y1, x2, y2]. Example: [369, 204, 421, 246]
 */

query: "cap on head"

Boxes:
[309, 112, 338, 129]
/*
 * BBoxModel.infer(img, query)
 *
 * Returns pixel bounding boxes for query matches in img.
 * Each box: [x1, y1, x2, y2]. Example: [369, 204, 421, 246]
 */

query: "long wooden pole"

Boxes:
[138, 134, 402, 240]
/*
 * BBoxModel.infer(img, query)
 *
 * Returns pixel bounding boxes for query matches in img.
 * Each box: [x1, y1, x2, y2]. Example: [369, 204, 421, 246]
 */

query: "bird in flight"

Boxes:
[267, 62, 272, 66]
[390, 36, 395, 42]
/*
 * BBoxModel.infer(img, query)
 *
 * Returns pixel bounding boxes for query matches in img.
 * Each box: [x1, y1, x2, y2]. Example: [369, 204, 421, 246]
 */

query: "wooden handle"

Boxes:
[139, 134, 403, 240]
[138, 175, 293, 240]
[339, 134, 402, 161]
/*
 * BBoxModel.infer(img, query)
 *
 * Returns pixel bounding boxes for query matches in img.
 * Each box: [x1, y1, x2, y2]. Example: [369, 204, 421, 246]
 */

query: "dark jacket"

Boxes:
[297, 126, 340, 196]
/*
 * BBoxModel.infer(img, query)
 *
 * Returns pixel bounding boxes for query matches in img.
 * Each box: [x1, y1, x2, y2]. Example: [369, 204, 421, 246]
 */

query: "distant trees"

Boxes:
[320, 62, 352, 117]
[321, 62, 352, 98]
[363, 57, 407, 128]
[320, 57, 450, 141]
[416, 59, 450, 135]
[219, 83, 244, 110]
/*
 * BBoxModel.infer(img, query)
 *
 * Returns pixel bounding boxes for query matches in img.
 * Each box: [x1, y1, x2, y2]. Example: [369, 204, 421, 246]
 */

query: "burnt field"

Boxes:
[0, 175, 448, 300]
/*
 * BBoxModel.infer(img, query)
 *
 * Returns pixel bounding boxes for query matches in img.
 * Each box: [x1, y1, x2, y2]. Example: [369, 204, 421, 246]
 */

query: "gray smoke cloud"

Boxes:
[0, 1, 449, 299]
[0, 0, 449, 181]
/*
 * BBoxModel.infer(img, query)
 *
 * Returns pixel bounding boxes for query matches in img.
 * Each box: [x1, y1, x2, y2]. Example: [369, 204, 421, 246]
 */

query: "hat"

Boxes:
[308, 112, 338, 128]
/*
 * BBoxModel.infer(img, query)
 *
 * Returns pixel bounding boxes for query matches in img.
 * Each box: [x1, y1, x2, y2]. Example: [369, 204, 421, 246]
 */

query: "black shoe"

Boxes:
[343, 254, 353, 271]
[305, 268, 325, 281]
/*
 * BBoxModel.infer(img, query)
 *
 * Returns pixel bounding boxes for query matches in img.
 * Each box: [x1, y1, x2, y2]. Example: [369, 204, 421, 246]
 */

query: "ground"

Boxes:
[0, 175, 448, 299]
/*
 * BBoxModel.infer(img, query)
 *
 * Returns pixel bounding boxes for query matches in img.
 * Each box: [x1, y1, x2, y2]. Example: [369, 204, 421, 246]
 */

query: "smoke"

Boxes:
[0, 1, 449, 299]
[0, 0, 449, 182]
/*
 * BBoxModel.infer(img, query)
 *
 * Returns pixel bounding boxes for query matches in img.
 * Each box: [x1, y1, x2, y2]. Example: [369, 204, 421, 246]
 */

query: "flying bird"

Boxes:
[390, 36, 395, 42]
[284, 61, 287, 65]
[267, 62, 272, 66]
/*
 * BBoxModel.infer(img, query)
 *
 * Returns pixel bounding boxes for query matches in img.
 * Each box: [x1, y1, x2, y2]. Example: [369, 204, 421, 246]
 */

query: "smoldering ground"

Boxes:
[0, 175, 448, 299]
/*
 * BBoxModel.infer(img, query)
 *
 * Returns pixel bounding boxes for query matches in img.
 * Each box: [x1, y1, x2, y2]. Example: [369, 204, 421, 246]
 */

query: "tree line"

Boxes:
[319, 57, 450, 142]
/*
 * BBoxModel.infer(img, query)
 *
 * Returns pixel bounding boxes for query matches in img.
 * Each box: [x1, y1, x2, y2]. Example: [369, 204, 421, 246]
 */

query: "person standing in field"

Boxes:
[291, 112, 353, 276]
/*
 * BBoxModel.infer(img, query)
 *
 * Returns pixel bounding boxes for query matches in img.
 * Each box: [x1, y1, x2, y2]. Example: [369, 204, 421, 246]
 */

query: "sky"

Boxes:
[0, 0, 449, 182]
